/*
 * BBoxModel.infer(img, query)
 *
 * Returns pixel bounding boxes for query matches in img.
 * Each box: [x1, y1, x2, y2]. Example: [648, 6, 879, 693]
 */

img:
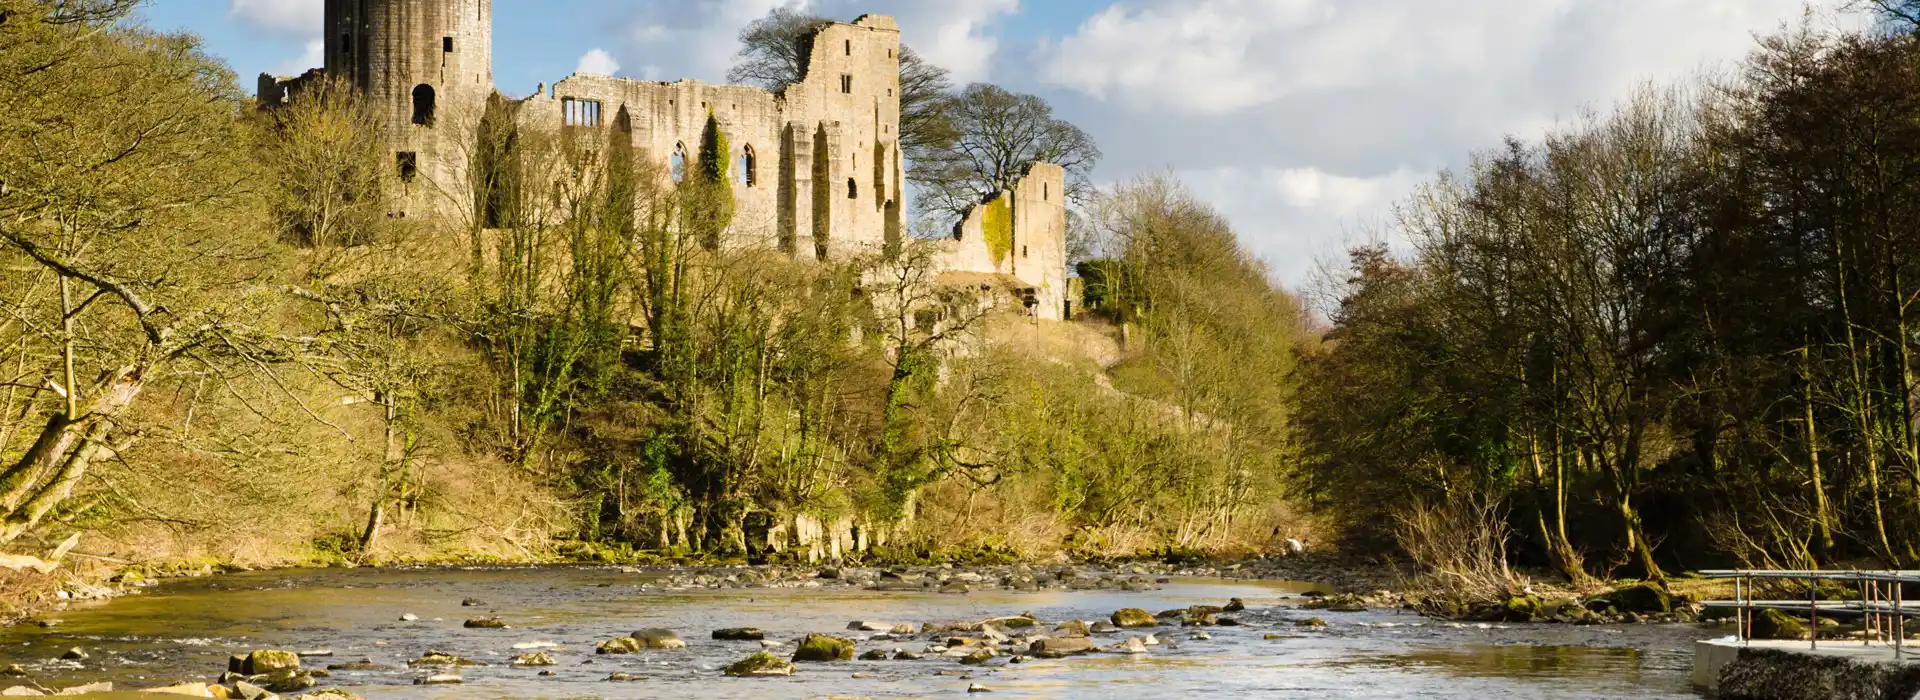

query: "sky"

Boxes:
[143, 0, 1865, 288]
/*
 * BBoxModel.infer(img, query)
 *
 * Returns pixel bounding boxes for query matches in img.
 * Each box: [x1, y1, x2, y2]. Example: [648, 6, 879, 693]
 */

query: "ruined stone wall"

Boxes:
[937, 164, 1069, 320]
[518, 15, 905, 259]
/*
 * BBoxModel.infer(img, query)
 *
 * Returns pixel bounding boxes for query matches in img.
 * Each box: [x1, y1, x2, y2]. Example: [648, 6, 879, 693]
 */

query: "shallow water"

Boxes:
[0, 566, 1708, 698]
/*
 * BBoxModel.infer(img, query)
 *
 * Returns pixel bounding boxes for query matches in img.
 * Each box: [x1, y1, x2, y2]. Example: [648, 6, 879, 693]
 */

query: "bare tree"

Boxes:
[914, 84, 1101, 223]
[1851, 0, 1920, 31]
[256, 75, 389, 250]
[725, 7, 829, 92]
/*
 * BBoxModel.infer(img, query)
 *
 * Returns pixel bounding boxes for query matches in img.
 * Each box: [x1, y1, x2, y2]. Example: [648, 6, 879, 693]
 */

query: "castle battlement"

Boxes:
[259, 0, 1065, 319]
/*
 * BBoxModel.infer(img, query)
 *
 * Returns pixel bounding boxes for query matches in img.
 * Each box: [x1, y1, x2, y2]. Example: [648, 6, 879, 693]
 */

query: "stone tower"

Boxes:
[324, 0, 493, 218]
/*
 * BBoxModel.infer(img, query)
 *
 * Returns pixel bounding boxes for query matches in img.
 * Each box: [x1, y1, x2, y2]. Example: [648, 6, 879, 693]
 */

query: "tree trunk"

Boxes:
[1801, 345, 1834, 551]
[0, 365, 146, 544]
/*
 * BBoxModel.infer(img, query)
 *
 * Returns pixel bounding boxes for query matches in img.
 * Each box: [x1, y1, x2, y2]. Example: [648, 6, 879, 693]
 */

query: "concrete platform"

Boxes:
[1694, 637, 1920, 699]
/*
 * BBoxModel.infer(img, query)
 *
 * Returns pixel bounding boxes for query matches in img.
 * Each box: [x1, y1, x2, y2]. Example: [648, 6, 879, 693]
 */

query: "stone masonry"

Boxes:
[258, 0, 1068, 318]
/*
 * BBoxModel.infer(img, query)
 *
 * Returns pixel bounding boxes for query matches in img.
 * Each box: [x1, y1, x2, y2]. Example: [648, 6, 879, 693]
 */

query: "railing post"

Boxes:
[1809, 574, 1817, 650]
[1734, 576, 1744, 643]
[1743, 574, 1753, 645]
[1863, 574, 1871, 647]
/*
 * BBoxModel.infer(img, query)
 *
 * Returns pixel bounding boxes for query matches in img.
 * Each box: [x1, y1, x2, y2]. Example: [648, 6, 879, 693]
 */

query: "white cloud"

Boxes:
[576, 48, 621, 77]
[1179, 166, 1425, 284]
[599, 0, 1018, 86]
[228, 0, 321, 36]
[270, 38, 324, 76]
[896, 0, 1018, 83]
[1024, 0, 1866, 285]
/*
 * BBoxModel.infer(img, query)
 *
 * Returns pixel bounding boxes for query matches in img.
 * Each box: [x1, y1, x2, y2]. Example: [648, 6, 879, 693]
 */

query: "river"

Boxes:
[0, 566, 1708, 698]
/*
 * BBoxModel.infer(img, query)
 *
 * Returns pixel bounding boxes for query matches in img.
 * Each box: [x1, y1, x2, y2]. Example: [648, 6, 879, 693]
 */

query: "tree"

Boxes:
[726, 7, 828, 92]
[256, 75, 389, 250]
[1852, 0, 1920, 31]
[0, 2, 283, 542]
[914, 84, 1101, 222]
[896, 46, 957, 160]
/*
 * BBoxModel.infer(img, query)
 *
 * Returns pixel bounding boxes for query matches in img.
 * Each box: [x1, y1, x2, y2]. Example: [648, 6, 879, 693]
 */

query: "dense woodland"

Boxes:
[0, 0, 1304, 576]
[1296, 1, 1920, 591]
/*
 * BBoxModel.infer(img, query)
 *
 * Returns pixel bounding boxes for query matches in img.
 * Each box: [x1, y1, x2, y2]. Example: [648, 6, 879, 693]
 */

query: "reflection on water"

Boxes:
[0, 567, 1705, 699]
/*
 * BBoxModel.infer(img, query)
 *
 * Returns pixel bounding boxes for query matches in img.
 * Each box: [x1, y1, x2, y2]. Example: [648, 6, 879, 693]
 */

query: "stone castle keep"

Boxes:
[259, 0, 1068, 320]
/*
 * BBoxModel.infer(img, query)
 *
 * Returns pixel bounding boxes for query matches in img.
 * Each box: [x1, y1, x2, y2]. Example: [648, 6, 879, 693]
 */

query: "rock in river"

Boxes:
[510, 652, 555, 667]
[463, 617, 507, 629]
[713, 627, 765, 641]
[792, 633, 856, 662]
[596, 637, 643, 655]
[409, 651, 482, 667]
[724, 651, 795, 677]
[630, 628, 687, 649]
[1111, 608, 1158, 628]
[233, 649, 301, 676]
[1028, 637, 1094, 658]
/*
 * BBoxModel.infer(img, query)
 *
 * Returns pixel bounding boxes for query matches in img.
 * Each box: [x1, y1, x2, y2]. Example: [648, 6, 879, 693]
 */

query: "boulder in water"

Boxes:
[596, 637, 642, 655]
[1111, 608, 1157, 628]
[713, 627, 765, 641]
[510, 652, 555, 667]
[724, 651, 795, 677]
[791, 633, 855, 662]
[630, 629, 686, 649]
[409, 651, 482, 667]
[236, 650, 301, 676]
[1028, 637, 1094, 658]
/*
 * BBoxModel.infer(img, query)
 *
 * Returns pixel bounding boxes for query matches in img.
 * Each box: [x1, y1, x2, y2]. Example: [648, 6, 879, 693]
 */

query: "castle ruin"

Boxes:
[259, 0, 1068, 320]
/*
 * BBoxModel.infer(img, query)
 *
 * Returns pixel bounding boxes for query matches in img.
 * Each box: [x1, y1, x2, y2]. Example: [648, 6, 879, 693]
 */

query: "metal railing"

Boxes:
[1700, 569, 1920, 659]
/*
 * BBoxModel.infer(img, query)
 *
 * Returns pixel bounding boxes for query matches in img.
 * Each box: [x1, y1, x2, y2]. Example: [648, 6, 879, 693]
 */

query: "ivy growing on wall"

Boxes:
[982, 195, 1012, 267]
[686, 109, 735, 248]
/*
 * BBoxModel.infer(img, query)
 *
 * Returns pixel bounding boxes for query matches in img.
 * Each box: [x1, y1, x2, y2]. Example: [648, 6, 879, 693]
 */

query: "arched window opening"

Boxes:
[670, 143, 687, 183]
[411, 84, 436, 126]
[739, 145, 756, 187]
[847, 178, 857, 200]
